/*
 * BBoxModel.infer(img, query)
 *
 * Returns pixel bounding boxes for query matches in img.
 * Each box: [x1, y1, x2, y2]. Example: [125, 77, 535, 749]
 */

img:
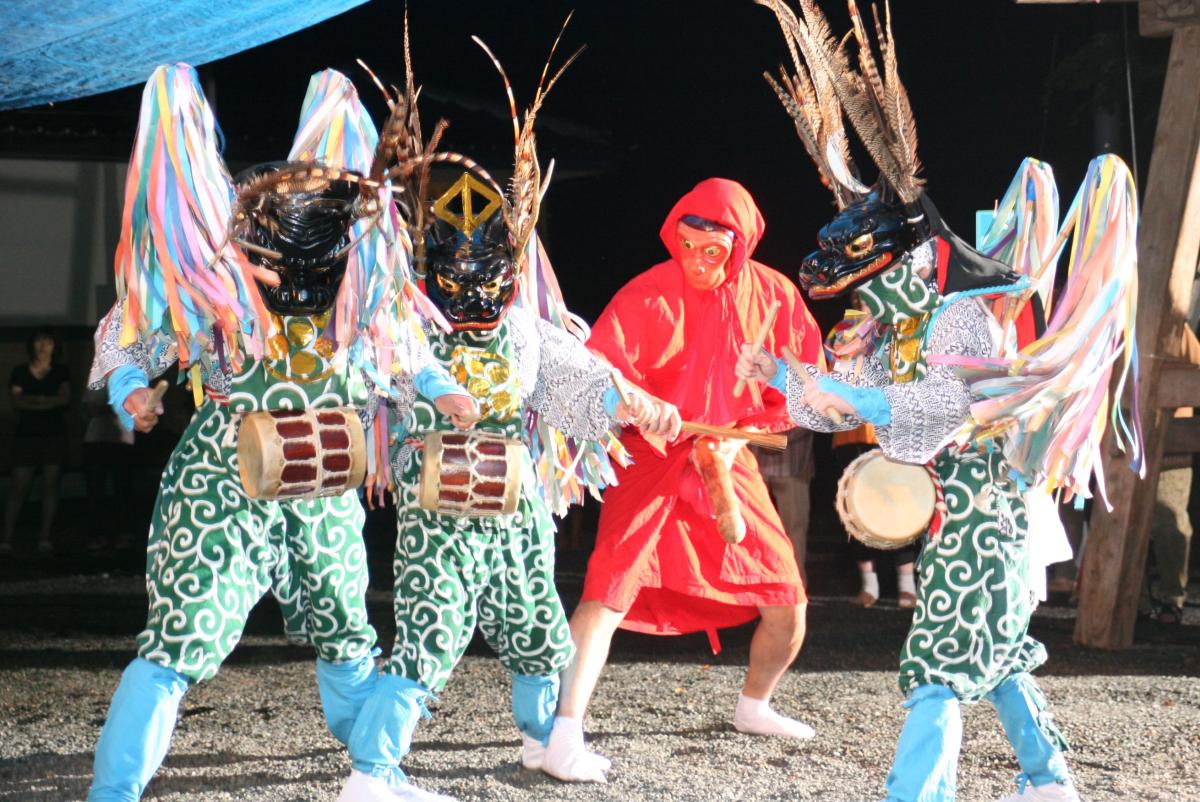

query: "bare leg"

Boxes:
[743, 603, 806, 700]
[735, 603, 814, 739]
[38, 463, 60, 549]
[557, 600, 625, 719]
[3, 467, 34, 548]
[541, 600, 625, 782]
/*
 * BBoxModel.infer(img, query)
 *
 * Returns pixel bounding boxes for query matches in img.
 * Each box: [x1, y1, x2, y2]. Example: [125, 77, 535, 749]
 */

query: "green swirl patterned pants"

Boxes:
[137, 402, 377, 683]
[899, 448, 1047, 703]
[385, 480, 574, 692]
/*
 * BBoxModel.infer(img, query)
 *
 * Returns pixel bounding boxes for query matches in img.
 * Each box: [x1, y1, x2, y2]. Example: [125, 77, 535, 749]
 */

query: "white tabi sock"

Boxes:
[733, 693, 815, 739]
[541, 715, 610, 783]
[897, 571, 916, 597]
[860, 570, 880, 599]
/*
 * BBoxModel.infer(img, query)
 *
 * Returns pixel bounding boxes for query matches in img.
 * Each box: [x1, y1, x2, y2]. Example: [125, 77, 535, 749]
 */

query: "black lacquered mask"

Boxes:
[798, 193, 928, 299]
[233, 161, 360, 315]
[422, 171, 516, 330]
[424, 213, 516, 330]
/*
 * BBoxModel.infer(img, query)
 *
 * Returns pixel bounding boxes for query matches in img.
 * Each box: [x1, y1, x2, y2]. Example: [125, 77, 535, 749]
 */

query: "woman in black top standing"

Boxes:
[2, 328, 70, 554]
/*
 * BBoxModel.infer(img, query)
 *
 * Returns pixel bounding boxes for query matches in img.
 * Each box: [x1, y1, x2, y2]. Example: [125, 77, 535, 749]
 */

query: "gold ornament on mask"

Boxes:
[432, 172, 503, 237]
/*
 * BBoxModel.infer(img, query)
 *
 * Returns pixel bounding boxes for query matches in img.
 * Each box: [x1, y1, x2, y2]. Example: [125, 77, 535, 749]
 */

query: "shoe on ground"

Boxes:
[337, 769, 458, 802]
[995, 780, 1081, 802]
[897, 591, 917, 609]
[856, 590, 878, 608]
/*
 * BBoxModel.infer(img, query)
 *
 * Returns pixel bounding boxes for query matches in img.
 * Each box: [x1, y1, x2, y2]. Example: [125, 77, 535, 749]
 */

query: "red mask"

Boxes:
[676, 221, 734, 291]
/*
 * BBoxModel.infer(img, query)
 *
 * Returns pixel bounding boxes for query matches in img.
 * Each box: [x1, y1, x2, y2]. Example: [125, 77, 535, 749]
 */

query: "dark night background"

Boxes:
[0, 0, 1169, 332]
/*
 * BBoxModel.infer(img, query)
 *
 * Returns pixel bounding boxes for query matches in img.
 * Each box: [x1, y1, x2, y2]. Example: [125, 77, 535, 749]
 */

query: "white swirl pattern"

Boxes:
[136, 397, 376, 683]
[896, 438, 1046, 702]
[384, 316, 579, 691]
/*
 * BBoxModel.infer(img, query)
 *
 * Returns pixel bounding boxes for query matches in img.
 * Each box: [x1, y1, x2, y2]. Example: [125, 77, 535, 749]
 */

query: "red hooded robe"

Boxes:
[583, 178, 823, 644]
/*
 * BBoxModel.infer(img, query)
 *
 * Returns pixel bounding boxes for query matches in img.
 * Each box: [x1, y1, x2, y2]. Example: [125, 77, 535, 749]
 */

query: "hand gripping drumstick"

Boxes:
[732, 300, 781, 398]
[610, 372, 787, 450]
[780, 346, 845, 425]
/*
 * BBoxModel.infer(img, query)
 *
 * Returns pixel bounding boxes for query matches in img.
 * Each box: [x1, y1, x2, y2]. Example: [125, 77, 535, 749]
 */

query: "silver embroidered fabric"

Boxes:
[388, 366, 418, 431]
[877, 298, 993, 464]
[389, 307, 618, 477]
[518, 308, 619, 443]
[784, 296, 995, 464]
[783, 358, 888, 433]
[87, 299, 179, 389]
[358, 376, 381, 431]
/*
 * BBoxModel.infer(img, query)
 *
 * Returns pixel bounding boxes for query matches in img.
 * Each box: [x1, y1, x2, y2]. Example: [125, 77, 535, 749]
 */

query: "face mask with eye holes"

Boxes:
[424, 213, 517, 330]
[676, 220, 735, 291]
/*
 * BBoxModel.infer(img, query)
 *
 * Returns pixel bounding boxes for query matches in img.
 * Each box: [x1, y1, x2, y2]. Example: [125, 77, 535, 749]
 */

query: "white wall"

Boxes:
[0, 159, 126, 326]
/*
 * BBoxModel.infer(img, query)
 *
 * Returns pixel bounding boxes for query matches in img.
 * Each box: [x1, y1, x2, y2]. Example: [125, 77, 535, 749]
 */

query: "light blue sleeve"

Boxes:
[107, 364, 149, 432]
[815, 376, 892, 426]
[412, 363, 465, 402]
[767, 356, 789, 393]
[602, 386, 622, 418]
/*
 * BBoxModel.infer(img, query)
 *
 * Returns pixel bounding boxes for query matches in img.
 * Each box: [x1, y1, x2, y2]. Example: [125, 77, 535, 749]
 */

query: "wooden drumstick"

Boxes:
[612, 371, 786, 450]
[781, 346, 845, 425]
[679, 421, 786, 451]
[733, 300, 781, 398]
[147, 380, 169, 408]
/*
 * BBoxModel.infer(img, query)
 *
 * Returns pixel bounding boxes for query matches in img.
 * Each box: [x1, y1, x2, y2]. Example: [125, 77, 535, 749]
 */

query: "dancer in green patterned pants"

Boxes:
[739, 240, 1077, 802]
[85, 65, 475, 802]
[338, 166, 679, 802]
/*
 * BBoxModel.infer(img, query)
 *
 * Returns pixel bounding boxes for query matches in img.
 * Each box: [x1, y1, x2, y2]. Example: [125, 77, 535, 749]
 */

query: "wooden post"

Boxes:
[1075, 25, 1200, 649]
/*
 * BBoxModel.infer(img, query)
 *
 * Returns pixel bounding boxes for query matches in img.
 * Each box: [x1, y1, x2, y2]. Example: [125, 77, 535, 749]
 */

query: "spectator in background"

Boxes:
[82, 387, 135, 552]
[832, 424, 918, 608]
[2, 328, 70, 555]
[752, 429, 815, 580]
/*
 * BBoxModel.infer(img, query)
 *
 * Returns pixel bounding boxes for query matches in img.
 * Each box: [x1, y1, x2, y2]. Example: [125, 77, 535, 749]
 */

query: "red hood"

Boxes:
[659, 178, 765, 285]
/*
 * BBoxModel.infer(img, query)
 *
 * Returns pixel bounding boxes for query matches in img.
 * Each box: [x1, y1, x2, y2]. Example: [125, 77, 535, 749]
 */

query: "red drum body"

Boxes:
[237, 407, 366, 500]
[418, 431, 522, 517]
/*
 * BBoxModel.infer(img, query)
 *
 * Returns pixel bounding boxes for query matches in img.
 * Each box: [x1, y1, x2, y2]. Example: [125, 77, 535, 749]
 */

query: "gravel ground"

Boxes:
[1, 577, 1197, 802]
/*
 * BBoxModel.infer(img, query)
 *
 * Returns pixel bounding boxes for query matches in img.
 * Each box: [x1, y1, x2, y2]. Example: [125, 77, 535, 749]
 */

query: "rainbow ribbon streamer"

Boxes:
[935, 154, 1143, 508]
[114, 64, 267, 372]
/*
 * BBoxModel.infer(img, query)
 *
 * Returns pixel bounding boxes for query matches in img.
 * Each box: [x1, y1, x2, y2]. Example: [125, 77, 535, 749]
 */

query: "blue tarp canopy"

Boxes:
[0, 0, 368, 110]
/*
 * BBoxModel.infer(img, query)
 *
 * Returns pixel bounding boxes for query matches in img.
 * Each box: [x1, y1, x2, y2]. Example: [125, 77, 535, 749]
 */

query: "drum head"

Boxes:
[237, 414, 269, 499]
[841, 450, 935, 546]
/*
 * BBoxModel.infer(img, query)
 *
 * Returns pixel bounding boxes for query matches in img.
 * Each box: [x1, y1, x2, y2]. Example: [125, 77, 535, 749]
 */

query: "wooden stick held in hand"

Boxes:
[680, 421, 786, 450]
[733, 300, 781, 398]
[611, 371, 785, 450]
[147, 380, 169, 408]
[781, 346, 845, 425]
